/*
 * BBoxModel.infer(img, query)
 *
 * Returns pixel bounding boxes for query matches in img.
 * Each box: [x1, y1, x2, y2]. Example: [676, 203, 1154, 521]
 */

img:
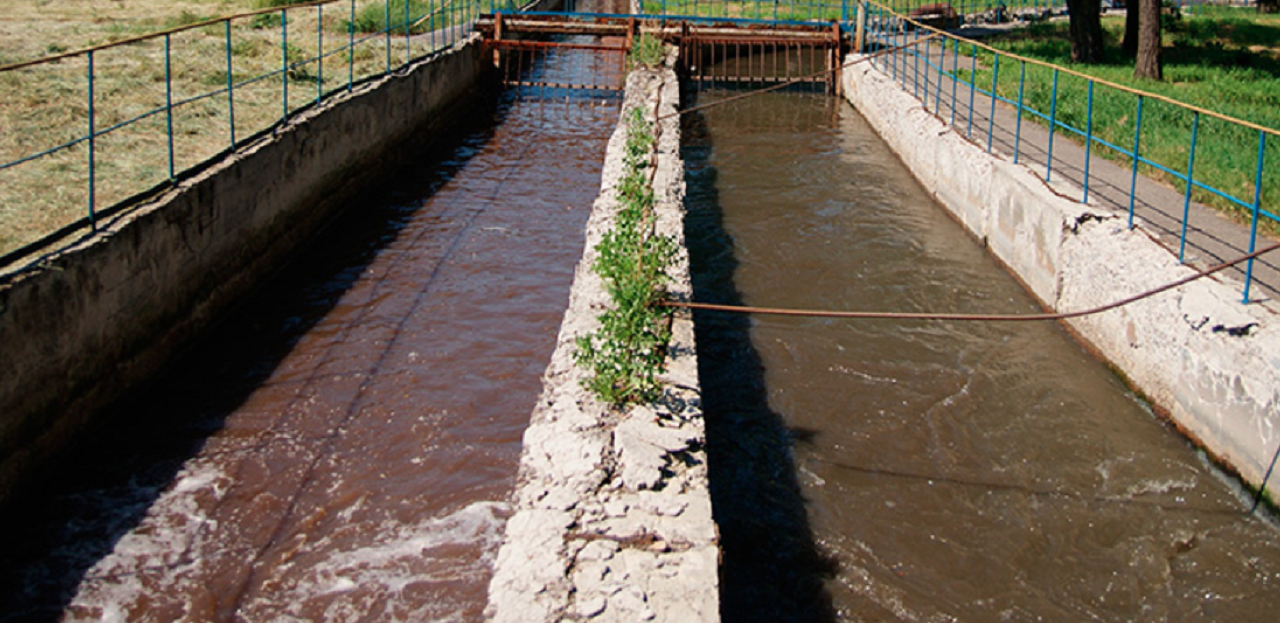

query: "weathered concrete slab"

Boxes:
[485, 52, 719, 623]
[843, 55, 1280, 498]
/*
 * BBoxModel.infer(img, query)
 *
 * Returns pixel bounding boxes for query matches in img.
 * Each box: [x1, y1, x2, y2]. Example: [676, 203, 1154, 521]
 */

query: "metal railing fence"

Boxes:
[6, 0, 1275, 302]
[632, 0, 1066, 22]
[858, 0, 1279, 302]
[0, 0, 537, 263]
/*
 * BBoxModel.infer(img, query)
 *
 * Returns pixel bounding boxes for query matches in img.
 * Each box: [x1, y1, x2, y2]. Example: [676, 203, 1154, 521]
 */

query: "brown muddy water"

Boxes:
[0, 80, 620, 620]
[682, 89, 1280, 622]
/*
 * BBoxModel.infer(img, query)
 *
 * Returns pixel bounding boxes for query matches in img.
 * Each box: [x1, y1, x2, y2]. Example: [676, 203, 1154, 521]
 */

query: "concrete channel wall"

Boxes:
[485, 53, 720, 623]
[0, 38, 490, 505]
[842, 56, 1280, 498]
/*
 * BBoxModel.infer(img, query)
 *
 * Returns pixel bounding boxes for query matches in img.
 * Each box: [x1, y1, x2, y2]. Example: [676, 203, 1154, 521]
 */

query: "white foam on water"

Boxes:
[63, 458, 234, 622]
[1125, 477, 1197, 498]
[243, 499, 511, 622]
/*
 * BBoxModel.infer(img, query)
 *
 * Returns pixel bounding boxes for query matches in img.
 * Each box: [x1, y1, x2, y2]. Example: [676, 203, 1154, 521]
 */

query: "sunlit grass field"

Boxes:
[0, 0, 481, 256]
[961, 6, 1280, 226]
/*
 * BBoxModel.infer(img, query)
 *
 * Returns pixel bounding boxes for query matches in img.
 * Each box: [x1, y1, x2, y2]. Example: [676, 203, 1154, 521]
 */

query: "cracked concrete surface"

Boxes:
[485, 52, 719, 623]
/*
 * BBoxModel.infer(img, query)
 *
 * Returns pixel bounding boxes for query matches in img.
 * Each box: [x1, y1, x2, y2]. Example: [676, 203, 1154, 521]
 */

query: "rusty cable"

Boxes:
[660, 241, 1280, 322]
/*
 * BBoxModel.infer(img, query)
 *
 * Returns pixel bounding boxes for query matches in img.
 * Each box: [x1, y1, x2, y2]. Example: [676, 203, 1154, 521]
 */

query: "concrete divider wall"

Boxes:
[486, 53, 719, 622]
[0, 38, 489, 505]
[842, 56, 1280, 498]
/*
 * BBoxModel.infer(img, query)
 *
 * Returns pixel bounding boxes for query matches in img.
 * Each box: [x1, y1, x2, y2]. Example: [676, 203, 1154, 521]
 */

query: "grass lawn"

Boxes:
[0, 0, 477, 257]
[969, 5, 1280, 228]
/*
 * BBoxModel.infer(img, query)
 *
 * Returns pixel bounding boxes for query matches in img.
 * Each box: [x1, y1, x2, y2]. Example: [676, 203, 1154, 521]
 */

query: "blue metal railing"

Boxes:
[859, 0, 1278, 303]
[0, 0, 537, 263]
[6, 0, 1274, 302]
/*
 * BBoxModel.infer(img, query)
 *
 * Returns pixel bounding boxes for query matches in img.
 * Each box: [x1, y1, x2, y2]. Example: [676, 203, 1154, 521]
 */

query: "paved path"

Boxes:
[865, 31, 1280, 304]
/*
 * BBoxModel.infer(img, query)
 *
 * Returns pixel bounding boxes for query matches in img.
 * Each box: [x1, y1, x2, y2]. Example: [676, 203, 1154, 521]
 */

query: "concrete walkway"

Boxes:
[865, 32, 1280, 304]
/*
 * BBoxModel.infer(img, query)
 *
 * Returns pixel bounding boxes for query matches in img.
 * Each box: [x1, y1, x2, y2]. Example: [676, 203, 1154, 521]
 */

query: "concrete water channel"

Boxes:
[0, 57, 622, 621]
[682, 86, 1280, 621]
[3, 25, 1280, 623]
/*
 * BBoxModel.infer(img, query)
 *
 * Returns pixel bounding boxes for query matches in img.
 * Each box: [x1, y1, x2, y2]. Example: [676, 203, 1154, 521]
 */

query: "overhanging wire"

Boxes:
[662, 241, 1280, 321]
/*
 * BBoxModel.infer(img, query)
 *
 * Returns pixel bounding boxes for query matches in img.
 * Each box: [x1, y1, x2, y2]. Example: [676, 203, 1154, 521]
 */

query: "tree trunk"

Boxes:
[1066, 0, 1105, 63]
[1122, 0, 1140, 57]
[1135, 0, 1162, 80]
[1260, 0, 1280, 14]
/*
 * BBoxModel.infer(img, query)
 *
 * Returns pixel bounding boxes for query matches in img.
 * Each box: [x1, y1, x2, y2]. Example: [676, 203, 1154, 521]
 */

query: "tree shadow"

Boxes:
[0, 83, 511, 623]
[680, 89, 839, 623]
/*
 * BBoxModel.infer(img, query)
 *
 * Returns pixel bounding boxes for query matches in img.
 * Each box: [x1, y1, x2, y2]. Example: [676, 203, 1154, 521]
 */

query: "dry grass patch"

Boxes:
[1, 0, 471, 256]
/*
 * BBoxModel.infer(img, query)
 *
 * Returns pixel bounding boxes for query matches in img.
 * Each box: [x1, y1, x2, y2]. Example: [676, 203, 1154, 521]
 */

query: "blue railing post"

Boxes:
[987, 53, 998, 153]
[1045, 68, 1059, 180]
[226, 20, 237, 148]
[282, 9, 290, 122]
[405, 0, 412, 60]
[165, 34, 175, 181]
[950, 37, 959, 126]
[349, 0, 355, 92]
[87, 50, 97, 230]
[921, 35, 929, 109]
[1084, 79, 1094, 203]
[1128, 95, 1144, 228]
[385, 0, 392, 73]
[897, 14, 904, 82]
[317, 4, 324, 104]
[1179, 112, 1200, 262]
[1244, 130, 1266, 303]
[934, 36, 943, 113]
[967, 42, 976, 138]
[916, 32, 924, 102]
[1014, 60, 1025, 163]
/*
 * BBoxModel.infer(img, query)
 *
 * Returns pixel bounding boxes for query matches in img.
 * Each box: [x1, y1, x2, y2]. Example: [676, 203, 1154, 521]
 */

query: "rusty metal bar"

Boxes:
[489, 40, 627, 52]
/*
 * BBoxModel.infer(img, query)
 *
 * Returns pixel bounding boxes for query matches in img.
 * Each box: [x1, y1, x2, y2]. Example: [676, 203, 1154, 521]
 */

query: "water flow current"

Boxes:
[682, 89, 1280, 622]
[0, 84, 620, 620]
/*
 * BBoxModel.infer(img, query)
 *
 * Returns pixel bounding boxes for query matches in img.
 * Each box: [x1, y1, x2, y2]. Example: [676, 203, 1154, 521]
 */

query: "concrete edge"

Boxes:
[842, 55, 1280, 498]
[485, 51, 720, 623]
[0, 37, 491, 506]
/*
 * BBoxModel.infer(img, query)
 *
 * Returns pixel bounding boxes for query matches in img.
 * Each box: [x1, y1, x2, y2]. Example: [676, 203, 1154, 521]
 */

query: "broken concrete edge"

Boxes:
[842, 56, 1280, 503]
[485, 50, 720, 623]
[0, 36, 491, 508]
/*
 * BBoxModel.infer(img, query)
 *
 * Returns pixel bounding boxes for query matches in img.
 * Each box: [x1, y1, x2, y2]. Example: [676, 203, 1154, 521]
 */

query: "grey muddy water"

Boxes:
[0, 80, 620, 620]
[682, 89, 1280, 622]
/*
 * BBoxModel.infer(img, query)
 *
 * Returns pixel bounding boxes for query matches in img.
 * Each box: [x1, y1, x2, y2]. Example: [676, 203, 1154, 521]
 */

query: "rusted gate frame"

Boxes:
[678, 23, 842, 94]
[479, 15, 844, 94]
[485, 14, 635, 91]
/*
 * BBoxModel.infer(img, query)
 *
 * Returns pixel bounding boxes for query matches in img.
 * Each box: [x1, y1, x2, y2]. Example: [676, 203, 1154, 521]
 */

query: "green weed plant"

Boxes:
[575, 107, 677, 406]
[630, 33, 665, 69]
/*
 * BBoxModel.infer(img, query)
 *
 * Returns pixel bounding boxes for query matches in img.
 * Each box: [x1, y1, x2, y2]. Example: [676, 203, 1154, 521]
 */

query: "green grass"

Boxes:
[963, 9, 1280, 225]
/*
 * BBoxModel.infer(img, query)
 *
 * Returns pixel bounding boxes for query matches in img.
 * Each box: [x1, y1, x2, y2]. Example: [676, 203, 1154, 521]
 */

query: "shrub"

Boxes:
[575, 107, 677, 406]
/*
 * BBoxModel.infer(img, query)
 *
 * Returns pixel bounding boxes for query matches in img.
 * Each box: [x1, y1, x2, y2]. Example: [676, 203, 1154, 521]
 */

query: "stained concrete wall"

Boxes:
[486, 53, 719, 623]
[842, 57, 1280, 497]
[0, 38, 490, 506]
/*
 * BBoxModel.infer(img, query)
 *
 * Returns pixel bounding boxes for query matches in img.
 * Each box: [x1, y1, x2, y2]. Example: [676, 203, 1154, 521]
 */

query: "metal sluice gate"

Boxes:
[475, 14, 846, 94]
